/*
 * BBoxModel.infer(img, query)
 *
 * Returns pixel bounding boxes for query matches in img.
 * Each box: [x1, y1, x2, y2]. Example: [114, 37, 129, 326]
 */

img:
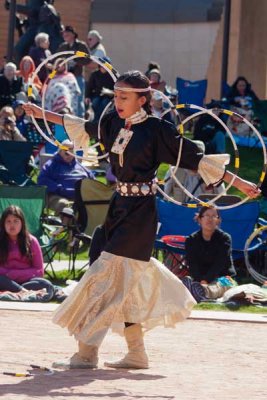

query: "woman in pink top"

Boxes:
[0, 205, 54, 299]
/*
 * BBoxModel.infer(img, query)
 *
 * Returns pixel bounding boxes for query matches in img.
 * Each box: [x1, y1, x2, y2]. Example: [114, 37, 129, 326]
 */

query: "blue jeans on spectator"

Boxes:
[210, 131, 226, 153]
[76, 75, 85, 118]
[0, 275, 55, 301]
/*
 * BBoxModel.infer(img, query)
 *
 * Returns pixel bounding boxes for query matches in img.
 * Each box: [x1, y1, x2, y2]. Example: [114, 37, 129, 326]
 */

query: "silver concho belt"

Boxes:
[116, 180, 157, 197]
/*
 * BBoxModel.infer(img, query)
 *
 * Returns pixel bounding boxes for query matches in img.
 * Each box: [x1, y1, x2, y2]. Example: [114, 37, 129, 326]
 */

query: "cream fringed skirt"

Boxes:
[53, 251, 196, 345]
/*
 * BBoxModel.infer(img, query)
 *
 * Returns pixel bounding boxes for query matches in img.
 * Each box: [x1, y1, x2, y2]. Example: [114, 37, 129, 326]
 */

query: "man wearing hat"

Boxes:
[57, 26, 90, 117]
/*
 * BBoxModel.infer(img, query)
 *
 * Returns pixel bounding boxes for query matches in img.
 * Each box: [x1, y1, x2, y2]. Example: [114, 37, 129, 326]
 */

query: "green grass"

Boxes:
[157, 137, 264, 193]
[194, 302, 267, 314]
[225, 139, 264, 196]
[45, 269, 86, 285]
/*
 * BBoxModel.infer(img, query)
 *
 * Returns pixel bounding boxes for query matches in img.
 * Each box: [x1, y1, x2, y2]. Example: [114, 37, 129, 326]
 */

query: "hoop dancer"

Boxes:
[23, 70, 260, 370]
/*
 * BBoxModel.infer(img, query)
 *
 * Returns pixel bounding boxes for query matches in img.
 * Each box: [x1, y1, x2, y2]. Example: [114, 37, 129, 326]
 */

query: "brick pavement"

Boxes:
[0, 310, 266, 400]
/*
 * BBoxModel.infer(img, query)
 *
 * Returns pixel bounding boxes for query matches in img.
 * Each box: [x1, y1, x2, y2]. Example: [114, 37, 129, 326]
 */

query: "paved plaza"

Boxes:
[0, 307, 266, 400]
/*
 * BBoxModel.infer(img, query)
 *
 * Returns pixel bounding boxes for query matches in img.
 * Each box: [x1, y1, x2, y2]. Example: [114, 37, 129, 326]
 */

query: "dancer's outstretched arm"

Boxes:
[224, 170, 261, 198]
[23, 103, 261, 199]
[23, 103, 64, 126]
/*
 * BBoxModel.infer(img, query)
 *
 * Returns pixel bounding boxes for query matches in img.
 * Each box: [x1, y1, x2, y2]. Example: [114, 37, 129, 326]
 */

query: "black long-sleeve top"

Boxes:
[185, 228, 236, 283]
[83, 113, 204, 261]
[0, 75, 23, 109]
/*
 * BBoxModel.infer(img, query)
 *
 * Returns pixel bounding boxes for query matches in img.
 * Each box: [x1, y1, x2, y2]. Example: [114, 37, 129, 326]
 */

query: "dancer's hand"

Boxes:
[23, 103, 43, 119]
[235, 179, 261, 198]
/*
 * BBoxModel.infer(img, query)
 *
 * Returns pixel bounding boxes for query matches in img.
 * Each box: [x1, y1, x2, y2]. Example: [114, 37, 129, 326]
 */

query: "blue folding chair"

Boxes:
[176, 77, 207, 107]
[220, 201, 260, 259]
[0, 140, 34, 185]
[155, 198, 261, 277]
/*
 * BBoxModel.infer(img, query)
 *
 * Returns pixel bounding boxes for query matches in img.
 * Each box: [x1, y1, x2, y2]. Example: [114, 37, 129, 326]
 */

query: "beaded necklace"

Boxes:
[111, 108, 148, 167]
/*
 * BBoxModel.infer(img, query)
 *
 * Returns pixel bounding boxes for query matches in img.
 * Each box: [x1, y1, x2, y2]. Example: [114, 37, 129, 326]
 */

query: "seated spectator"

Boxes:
[37, 139, 95, 214]
[0, 63, 23, 109]
[164, 141, 225, 202]
[18, 55, 43, 104]
[0, 205, 54, 301]
[85, 56, 114, 122]
[145, 61, 161, 78]
[193, 109, 226, 154]
[29, 32, 52, 84]
[12, 100, 48, 161]
[227, 76, 258, 109]
[151, 91, 175, 123]
[87, 30, 107, 72]
[0, 106, 26, 141]
[147, 68, 166, 93]
[164, 167, 225, 203]
[57, 25, 90, 118]
[45, 57, 81, 116]
[226, 76, 258, 136]
[184, 206, 236, 299]
[13, 100, 29, 137]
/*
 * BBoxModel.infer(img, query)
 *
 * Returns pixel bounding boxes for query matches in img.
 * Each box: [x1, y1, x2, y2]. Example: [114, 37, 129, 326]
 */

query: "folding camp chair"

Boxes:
[74, 178, 115, 236]
[0, 185, 62, 276]
[176, 77, 208, 127]
[197, 194, 242, 206]
[0, 141, 34, 185]
[41, 210, 92, 280]
[0, 185, 91, 280]
[41, 178, 114, 280]
[0, 184, 46, 238]
[154, 198, 198, 277]
[176, 77, 207, 107]
[155, 197, 261, 278]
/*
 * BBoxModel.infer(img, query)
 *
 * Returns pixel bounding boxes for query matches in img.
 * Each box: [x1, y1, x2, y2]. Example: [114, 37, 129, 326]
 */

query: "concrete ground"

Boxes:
[0, 305, 266, 400]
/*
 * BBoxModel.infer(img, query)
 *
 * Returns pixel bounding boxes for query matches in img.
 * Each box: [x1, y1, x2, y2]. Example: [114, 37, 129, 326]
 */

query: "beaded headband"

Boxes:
[114, 85, 151, 93]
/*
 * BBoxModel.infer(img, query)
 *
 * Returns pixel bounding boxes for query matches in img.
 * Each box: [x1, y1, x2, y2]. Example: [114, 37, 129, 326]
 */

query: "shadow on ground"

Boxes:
[0, 368, 171, 398]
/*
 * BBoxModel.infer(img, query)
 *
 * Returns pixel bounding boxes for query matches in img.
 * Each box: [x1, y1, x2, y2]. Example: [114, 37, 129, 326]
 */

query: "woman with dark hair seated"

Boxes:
[226, 76, 258, 136]
[0, 205, 54, 301]
[184, 206, 237, 300]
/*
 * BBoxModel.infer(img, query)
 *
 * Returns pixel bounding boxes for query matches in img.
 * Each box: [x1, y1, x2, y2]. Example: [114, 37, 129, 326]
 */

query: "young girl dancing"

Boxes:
[23, 70, 260, 370]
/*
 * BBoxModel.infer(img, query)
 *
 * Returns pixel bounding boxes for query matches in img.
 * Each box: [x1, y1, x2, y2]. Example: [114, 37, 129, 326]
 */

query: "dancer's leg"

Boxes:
[52, 340, 99, 369]
[104, 323, 149, 369]
[52, 327, 108, 369]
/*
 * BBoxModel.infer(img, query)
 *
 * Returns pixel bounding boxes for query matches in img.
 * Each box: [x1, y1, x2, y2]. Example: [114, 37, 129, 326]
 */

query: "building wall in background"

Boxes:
[207, 0, 267, 101]
[56, 0, 91, 41]
[93, 22, 219, 90]
[235, 0, 267, 98]
[1, 1, 267, 101]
